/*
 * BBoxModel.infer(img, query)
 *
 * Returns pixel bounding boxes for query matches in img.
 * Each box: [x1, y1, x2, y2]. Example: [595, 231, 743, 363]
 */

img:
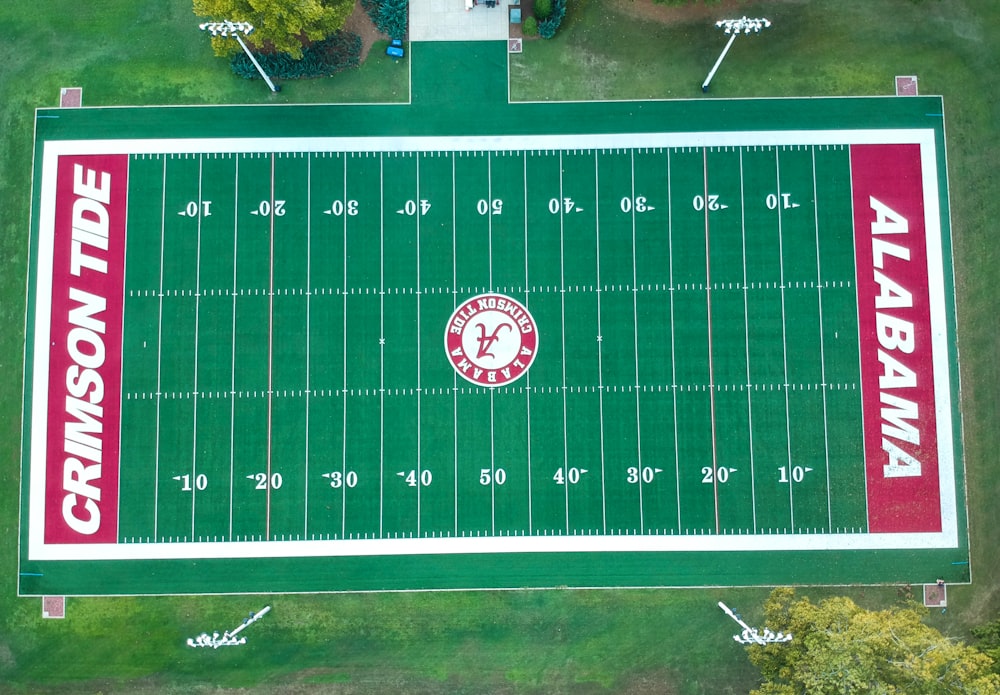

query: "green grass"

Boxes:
[3, 0, 1000, 693]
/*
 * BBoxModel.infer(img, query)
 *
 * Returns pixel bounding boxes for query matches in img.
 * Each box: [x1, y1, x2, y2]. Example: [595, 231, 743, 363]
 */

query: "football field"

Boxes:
[20, 44, 968, 595]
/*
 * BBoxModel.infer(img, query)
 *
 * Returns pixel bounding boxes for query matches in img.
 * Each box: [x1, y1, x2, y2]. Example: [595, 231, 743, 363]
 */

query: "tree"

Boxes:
[193, 0, 354, 60]
[973, 617, 1000, 673]
[746, 588, 1000, 695]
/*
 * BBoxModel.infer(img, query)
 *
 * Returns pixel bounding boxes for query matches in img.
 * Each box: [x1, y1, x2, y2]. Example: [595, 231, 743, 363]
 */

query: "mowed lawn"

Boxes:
[2, 0, 999, 693]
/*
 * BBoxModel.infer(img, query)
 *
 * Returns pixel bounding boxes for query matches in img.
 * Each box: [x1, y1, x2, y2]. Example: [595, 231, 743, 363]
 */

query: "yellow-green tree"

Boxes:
[747, 588, 1000, 695]
[194, 0, 354, 59]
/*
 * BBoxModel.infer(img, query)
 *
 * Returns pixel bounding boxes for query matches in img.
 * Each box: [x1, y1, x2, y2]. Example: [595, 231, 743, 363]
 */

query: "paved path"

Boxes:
[410, 0, 512, 41]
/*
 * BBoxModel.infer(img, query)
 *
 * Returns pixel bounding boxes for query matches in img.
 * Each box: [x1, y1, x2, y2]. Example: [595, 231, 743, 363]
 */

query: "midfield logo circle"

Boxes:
[445, 293, 538, 387]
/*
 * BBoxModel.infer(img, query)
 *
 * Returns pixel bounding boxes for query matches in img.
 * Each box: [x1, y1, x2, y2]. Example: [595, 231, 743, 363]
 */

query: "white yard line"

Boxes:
[303, 154, 312, 536]
[379, 152, 386, 538]
[228, 155, 240, 540]
[341, 154, 350, 539]
[488, 152, 496, 533]
[452, 154, 459, 536]
[739, 148, 758, 533]
[265, 154, 276, 540]
[702, 149, 721, 534]
[415, 154, 423, 537]
[775, 148, 795, 531]
[812, 147, 834, 530]
[523, 151, 534, 534]
[191, 154, 203, 538]
[558, 151, 570, 533]
[627, 151, 640, 534]
[668, 150, 682, 532]
[153, 155, 167, 540]
[590, 152, 607, 533]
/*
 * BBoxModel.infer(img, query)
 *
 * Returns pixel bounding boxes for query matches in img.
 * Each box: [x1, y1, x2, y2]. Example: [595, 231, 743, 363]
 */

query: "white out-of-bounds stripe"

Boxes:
[42, 129, 937, 158]
[30, 525, 961, 562]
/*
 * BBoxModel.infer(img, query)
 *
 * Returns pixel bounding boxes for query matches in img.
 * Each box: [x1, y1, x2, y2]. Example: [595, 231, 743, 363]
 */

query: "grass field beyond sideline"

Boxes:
[19, 45, 967, 596]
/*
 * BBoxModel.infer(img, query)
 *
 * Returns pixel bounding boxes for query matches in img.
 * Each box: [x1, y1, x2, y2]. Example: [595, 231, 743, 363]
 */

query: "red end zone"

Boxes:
[43, 154, 128, 544]
[852, 144, 941, 533]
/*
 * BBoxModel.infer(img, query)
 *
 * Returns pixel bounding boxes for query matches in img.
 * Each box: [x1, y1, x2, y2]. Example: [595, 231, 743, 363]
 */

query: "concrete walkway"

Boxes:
[410, 0, 512, 41]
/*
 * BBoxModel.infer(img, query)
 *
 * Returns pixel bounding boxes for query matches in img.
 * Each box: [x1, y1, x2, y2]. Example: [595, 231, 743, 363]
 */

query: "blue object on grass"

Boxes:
[386, 39, 404, 58]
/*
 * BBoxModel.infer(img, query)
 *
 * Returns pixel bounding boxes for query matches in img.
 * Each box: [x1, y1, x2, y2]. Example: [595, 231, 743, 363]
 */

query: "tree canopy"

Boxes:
[193, 0, 355, 60]
[746, 588, 1000, 695]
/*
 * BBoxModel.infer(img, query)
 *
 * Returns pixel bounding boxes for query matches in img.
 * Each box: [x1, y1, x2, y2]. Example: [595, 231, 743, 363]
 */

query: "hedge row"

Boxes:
[231, 31, 362, 80]
[360, 0, 408, 39]
[538, 0, 566, 38]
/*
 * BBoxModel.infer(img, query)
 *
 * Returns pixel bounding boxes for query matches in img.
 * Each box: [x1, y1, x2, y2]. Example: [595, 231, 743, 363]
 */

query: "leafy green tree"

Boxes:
[973, 617, 1000, 673]
[746, 588, 1000, 695]
[194, 0, 354, 60]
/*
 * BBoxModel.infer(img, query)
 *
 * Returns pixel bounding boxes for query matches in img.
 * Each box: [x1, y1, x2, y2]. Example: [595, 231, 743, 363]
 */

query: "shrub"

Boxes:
[538, 0, 566, 38]
[534, 0, 552, 20]
[231, 31, 362, 80]
[522, 15, 538, 36]
[361, 0, 409, 38]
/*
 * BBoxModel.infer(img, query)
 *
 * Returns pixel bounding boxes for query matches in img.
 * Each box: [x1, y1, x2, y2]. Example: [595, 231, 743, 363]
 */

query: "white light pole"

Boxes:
[718, 602, 792, 645]
[701, 16, 771, 93]
[199, 20, 280, 93]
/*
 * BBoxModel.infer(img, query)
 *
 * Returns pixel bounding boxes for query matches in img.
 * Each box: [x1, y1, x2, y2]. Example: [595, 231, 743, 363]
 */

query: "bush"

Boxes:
[538, 0, 566, 38]
[522, 15, 538, 36]
[231, 31, 362, 80]
[534, 0, 552, 20]
[361, 0, 409, 38]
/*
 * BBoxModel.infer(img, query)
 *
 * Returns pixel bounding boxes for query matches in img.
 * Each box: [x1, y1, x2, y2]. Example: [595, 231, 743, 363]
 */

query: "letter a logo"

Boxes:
[476, 322, 512, 359]
[445, 294, 538, 387]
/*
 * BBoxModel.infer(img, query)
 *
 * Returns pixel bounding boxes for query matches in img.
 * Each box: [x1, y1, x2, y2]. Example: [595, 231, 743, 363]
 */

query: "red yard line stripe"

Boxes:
[703, 148, 720, 534]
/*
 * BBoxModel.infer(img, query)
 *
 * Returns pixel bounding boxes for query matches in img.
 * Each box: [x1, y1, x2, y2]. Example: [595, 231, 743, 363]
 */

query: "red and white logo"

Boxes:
[445, 293, 538, 387]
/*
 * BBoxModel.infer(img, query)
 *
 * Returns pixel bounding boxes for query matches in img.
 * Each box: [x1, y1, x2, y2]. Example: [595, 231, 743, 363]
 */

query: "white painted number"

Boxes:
[477, 198, 503, 215]
[249, 472, 283, 490]
[255, 200, 286, 217]
[327, 470, 358, 489]
[554, 467, 585, 485]
[403, 469, 432, 487]
[180, 201, 212, 218]
[620, 196, 651, 213]
[176, 473, 207, 491]
[778, 465, 812, 483]
[479, 468, 507, 485]
[401, 199, 431, 216]
[766, 193, 799, 210]
[329, 199, 359, 216]
[693, 194, 725, 211]
[701, 466, 733, 484]
[627, 466, 660, 484]
[548, 197, 579, 214]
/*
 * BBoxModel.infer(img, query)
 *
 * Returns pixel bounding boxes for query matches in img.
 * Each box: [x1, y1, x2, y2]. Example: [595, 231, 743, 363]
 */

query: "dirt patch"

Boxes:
[611, 0, 767, 26]
[343, 0, 387, 63]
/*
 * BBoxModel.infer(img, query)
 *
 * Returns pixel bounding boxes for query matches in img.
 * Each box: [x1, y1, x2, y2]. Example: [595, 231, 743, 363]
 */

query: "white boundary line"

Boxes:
[26, 128, 960, 561]
[33, 529, 963, 562]
[39, 130, 939, 157]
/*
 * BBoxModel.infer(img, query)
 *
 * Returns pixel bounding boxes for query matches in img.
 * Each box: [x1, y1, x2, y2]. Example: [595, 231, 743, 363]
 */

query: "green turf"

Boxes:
[3, 0, 1000, 692]
[113, 144, 866, 548]
[24, 119, 961, 594]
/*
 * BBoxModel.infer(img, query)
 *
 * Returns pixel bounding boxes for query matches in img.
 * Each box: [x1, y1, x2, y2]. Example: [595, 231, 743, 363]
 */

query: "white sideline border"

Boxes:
[28, 127, 958, 561]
